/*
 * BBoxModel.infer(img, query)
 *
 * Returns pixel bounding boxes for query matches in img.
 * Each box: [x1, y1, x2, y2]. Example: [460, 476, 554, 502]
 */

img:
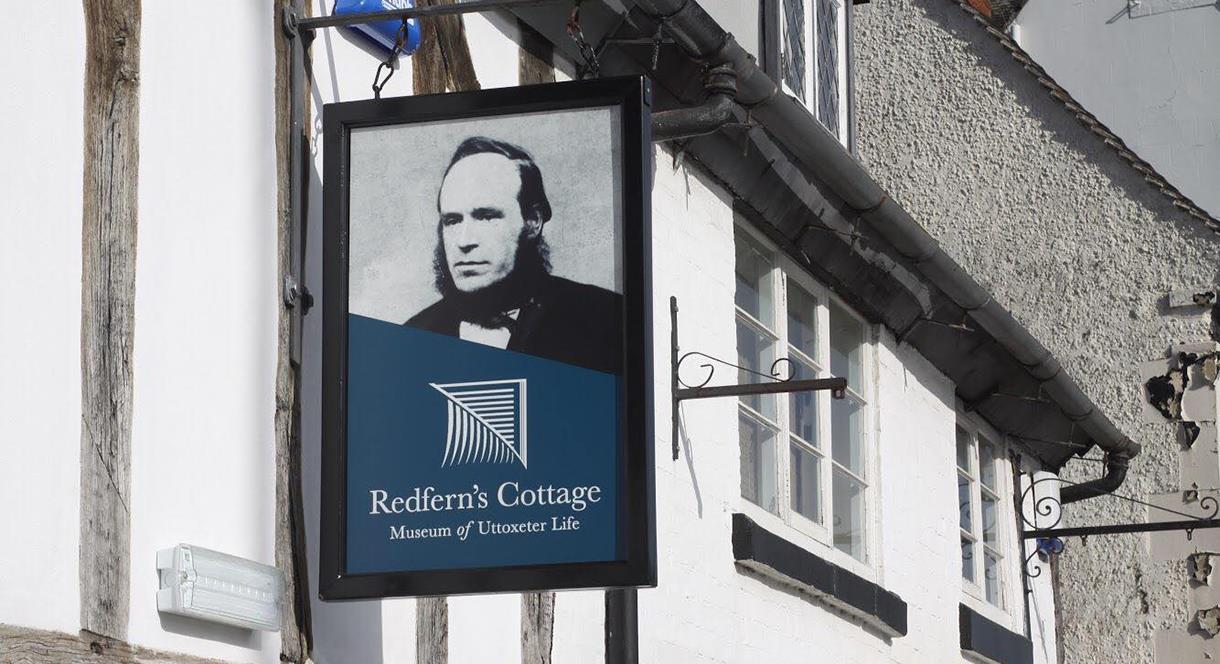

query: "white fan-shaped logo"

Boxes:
[430, 379, 528, 469]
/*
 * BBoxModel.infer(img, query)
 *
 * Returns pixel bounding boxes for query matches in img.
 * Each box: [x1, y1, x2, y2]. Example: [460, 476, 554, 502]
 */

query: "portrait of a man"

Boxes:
[345, 105, 627, 378]
[405, 136, 623, 375]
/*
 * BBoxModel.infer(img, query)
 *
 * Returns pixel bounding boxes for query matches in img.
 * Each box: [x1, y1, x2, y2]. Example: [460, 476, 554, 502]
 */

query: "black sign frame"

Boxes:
[320, 76, 655, 600]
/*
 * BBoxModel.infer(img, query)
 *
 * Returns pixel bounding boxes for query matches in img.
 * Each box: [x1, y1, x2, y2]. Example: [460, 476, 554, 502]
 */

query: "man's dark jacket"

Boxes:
[405, 275, 623, 375]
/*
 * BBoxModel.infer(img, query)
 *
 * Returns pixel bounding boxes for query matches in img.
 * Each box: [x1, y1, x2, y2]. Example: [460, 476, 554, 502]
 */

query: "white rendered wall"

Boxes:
[1014, 0, 1220, 218]
[125, 1, 279, 661]
[0, 3, 84, 635]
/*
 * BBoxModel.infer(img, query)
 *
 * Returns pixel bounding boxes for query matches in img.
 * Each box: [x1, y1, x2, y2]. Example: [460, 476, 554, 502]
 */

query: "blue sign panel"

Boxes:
[345, 315, 620, 573]
[333, 0, 422, 55]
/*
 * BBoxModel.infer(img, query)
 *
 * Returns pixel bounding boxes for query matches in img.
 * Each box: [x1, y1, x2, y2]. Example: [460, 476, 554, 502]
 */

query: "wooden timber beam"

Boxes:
[521, 592, 555, 664]
[517, 17, 556, 86]
[0, 625, 233, 664]
[80, 0, 141, 642]
[273, 0, 313, 662]
[412, 0, 481, 94]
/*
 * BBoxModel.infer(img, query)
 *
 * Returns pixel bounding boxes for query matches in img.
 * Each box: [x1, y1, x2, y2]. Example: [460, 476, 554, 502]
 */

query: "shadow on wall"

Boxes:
[1106, 0, 1220, 24]
[157, 611, 261, 650]
[303, 150, 387, 663]
[920, 0, 1218, 248]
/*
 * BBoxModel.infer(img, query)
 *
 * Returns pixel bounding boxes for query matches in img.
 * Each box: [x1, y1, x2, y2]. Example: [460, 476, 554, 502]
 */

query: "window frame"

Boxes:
[956, 410, 1022, 629]
[734, 222, 879, 581]
[767, 0, 850, 144]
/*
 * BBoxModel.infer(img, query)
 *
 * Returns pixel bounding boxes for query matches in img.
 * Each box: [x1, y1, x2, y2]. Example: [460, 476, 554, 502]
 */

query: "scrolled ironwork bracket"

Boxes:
[669, 296, 848, 460]
[1017, 471, 1220, 580]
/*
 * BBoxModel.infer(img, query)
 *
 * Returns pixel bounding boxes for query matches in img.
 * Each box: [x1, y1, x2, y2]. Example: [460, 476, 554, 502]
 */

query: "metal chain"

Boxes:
[566, 1, 600, 79]
[649, 22, 665, 71]
[372, 19, 411, 99]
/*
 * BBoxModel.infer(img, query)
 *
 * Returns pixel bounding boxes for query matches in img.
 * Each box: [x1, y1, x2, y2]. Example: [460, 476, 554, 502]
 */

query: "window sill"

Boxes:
[737, 500, 877, 584]
[731, 513, 907, 638]
[959, 604, 1033, 664]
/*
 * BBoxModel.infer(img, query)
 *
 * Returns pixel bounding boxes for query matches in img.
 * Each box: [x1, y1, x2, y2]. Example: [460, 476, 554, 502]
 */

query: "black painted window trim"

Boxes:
[959, 603, 1033, 664]
[731, 513, 907, 637]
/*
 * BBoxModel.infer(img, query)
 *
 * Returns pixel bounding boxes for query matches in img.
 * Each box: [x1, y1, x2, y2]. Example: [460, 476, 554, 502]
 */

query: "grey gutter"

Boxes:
[630, 0, 1141, 472]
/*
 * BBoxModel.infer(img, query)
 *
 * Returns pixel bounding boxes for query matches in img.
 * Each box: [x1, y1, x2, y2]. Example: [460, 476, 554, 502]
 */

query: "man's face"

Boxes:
[438, 153, 535, 293]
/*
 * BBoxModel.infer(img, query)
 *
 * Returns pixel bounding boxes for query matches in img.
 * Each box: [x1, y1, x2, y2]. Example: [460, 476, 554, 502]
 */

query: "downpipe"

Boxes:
[651, 63, 738, 142]
[1060, 453, 1129, 505]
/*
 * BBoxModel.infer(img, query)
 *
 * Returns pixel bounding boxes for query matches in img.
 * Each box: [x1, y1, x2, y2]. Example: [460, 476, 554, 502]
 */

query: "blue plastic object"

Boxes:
[1036, 537, 1065, 558]
[333, 0, 422, 56]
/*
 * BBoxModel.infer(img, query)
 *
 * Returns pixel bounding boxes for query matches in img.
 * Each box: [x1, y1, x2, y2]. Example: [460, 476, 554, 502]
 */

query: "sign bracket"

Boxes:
[291, 0, 565, 34]
[669, 296, 848, 460]
[1019, 470, 1220, 580]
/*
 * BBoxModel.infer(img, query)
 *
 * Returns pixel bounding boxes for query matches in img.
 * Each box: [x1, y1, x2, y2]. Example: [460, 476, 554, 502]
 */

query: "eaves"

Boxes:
[511, 0, 1142, 475]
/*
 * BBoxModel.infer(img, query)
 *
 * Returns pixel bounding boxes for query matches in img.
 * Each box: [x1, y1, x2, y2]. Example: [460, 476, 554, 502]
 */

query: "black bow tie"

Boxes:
[468, 312, 519, 333]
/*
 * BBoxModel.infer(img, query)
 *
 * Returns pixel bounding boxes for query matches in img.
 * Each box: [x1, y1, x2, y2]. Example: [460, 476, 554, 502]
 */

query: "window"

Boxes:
[957, 422, 1008, 609]
[776, 0, 847, 142]
[734, 226, 873, 564]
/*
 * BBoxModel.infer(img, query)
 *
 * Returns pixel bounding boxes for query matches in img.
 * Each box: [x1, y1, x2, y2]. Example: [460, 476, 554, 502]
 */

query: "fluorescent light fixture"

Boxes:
[156, 544, 283, 632]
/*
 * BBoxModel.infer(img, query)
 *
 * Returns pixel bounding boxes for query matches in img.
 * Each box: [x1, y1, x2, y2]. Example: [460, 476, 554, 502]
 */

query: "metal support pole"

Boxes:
[605, 588, 638, 664]
[670, 296, 680, 460]
[284, 2, 313, 329]
[296, 0, 562, 31]
[1024, 518, 1220, 539]
[676, 377, 847, 401]
[1012, 460, 1032, 640]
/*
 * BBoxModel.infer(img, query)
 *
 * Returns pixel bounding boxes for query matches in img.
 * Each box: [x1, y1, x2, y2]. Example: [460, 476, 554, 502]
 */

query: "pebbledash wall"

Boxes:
[852, 1, 1220, 663]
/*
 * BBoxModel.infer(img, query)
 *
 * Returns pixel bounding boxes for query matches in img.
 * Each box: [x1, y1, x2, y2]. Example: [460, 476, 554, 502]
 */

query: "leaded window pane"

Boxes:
[781, 0, 807, 102]
[815, 0, 839, 135]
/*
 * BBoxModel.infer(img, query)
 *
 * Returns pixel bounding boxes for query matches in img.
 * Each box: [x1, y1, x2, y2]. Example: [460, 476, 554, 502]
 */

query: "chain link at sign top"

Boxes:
[566, 1, 600, 79]
[372, 19, 411, 99]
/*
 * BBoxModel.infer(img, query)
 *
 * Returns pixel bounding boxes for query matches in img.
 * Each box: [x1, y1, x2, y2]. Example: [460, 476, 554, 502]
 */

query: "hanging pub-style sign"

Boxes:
[320, 76, 655, 599]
